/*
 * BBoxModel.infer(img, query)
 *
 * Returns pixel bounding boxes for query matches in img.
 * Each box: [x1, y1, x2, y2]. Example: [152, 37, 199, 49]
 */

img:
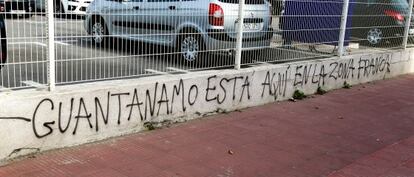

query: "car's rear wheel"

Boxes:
[366, 28, 383, 46]
[0, 51, 5, 70]
[178, 33, 205, 64]
[54, 1, 65, 18]
[0, 52, 6, 70]
[23, 5, 34, 18]
[90, 17, 108, 46]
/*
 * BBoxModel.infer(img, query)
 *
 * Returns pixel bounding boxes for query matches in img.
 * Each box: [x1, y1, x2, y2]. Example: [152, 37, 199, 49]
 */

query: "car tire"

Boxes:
[0, 55, 5, 70]
[54, 1, 65, 18]
[177, 33, 205, 66]
[0, 24, 6, 71]
[90, 17, 108, 46]
[0, 53, 5, 70]
[365, 28, 384, 47]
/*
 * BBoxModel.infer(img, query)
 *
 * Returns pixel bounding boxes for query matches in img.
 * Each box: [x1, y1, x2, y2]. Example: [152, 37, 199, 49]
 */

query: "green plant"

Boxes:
[143, 122, 156, 131]
[316, 86, 327, 95]
[343, 81, 352, 89]
[292, 90, 307, 100]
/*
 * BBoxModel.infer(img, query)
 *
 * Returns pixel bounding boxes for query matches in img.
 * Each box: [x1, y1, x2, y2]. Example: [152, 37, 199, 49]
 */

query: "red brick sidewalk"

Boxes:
[328, 136, 414, 177]
[0, 74, 414, 177]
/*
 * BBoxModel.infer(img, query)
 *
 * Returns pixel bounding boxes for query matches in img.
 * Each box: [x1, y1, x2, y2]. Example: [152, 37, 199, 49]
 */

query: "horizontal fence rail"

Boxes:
[0, 0, 413, 91]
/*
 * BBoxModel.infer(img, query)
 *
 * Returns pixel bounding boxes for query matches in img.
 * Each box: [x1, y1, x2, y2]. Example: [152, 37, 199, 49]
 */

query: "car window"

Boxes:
[218, 0, 266, 4]
[147, 0, 179, 2]
[368, 0, 409, 8]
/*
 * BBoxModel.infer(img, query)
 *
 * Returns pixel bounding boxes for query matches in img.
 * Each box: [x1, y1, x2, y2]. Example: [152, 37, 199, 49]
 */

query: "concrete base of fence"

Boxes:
[0, 49, 413, 164]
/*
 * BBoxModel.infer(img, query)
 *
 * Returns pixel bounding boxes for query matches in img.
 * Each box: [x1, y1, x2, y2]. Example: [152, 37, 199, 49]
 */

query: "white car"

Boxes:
[4, 0, 35, 18]
[85, 0, 274, 62]
[35, 0, 92, 15]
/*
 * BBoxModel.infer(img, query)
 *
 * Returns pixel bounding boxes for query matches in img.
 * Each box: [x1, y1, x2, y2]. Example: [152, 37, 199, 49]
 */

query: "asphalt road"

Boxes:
[0, 15, 320, 90]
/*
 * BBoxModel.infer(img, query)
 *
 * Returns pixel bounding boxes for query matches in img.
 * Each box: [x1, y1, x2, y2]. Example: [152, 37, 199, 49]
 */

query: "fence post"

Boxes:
[403, 0, 414, 49]
[338, 0, 350, 57]
[235, 0, 245, 70]
[46, 0, 56, 91]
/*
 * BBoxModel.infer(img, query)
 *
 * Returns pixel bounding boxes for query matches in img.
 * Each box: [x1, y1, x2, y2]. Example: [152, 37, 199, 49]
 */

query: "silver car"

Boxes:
[84, 0, 273, 62]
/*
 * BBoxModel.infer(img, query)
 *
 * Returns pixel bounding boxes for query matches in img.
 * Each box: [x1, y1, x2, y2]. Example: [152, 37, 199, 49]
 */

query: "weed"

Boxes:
[343, 81, 352, 89]
[316, 86, 327, 95]
[143, 122, 156, 131]
[292, 90, 307, 100]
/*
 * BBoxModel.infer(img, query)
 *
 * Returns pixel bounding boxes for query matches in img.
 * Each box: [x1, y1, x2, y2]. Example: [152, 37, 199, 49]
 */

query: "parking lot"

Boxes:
[0, 14, 327, 90]
[1, 5, 410, 90]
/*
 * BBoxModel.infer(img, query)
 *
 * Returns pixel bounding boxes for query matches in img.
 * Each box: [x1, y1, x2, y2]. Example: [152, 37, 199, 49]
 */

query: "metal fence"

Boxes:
[0, 0, 413, 91]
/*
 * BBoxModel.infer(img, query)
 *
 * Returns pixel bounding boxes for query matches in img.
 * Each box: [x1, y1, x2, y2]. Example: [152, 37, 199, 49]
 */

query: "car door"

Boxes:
[350, 0, 369, 37]
[104, 0, 143, 38]
[138, 0, 181, 45]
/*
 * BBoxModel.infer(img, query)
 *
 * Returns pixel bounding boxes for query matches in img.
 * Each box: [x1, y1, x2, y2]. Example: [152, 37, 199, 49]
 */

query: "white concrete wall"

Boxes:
[0, 49, 413, 164]
[409, 50, 414, 73]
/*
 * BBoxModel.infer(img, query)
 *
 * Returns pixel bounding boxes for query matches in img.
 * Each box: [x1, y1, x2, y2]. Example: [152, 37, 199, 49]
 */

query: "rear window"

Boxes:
[218, 0, 266, 4]
[385, 0, 409, 9]
[366, 0, 409, 9]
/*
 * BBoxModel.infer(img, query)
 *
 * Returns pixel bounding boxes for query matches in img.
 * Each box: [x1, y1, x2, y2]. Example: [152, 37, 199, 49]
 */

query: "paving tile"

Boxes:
[112, 160, 162, 177]
[77, 168, 129, 177]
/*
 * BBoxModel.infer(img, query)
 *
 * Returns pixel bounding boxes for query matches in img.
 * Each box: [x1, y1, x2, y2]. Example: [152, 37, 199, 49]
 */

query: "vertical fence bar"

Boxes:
[338, 0, 350, 57]
[235, 0, 245, 70]
[403, 0, 414, 49]
[46, 0, 56, 91]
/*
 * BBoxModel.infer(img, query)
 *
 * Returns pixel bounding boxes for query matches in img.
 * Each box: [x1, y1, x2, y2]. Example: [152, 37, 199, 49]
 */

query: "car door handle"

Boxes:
[133, 6, 140, 10]
[168, 6, 176, 10]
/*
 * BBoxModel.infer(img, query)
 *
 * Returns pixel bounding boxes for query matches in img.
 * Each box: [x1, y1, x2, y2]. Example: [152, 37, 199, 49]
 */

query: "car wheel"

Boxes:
[366, 28, 383, 46]
[0, 55, 5, 70]
[0, 42, 6, 70]
[178, 34, 204, 63]
[90, 18, 108, 46]
[54, 1, 65, 18]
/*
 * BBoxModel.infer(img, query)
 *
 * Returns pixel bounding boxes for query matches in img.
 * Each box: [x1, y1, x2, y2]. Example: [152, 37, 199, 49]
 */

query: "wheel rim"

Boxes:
[367, 28, 382, 45]
[92, 22, 105, 44]
[181, 36, 200, 62]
